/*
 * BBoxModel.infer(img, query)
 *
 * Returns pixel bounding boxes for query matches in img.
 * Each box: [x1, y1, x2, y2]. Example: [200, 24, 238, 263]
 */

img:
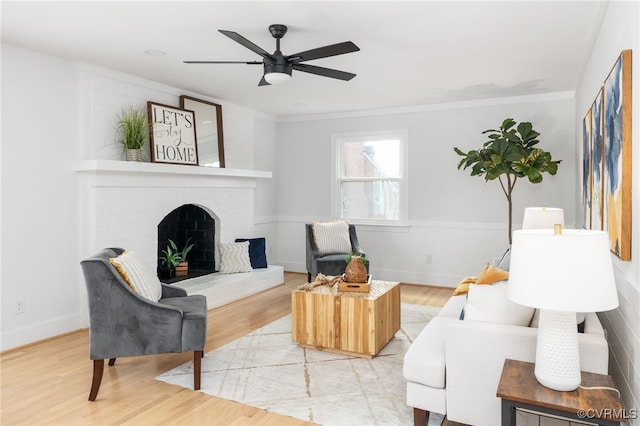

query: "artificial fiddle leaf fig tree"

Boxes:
[454, 118, 561, 245]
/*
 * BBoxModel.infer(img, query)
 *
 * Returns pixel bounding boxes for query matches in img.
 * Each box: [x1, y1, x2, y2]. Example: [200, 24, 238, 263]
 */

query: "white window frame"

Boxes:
[332, 129, 409, 226]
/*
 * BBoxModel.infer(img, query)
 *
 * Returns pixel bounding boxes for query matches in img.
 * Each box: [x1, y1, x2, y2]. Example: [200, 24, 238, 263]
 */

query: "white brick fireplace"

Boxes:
[75, 160, 282, 309]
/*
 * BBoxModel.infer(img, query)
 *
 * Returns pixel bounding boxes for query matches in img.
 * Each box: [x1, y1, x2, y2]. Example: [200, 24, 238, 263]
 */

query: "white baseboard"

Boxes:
[1, 313, 82, 352]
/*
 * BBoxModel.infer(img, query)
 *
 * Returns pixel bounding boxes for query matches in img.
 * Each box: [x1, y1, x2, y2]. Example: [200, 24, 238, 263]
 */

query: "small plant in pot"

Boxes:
[159, 242, 182, 279]
[116, 106, 149, 161]
[173, 238, 196, 277]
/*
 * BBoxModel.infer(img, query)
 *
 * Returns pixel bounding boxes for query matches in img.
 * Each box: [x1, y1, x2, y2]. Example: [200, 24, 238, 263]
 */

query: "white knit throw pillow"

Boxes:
[312, 221, 352, 255]
[219, 241, 253, 274]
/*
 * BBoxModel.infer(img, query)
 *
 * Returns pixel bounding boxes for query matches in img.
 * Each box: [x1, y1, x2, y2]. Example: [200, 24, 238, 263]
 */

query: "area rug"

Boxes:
[157, 303, 444, 426]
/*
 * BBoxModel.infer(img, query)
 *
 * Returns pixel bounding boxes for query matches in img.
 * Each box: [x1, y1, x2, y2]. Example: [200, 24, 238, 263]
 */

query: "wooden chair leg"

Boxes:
[413, 407, 429, 426]
[193, 350, 202, 390]
[88, 359, 104, 401]
[108, 358, 116, 366]
[307, 272, 311, 282]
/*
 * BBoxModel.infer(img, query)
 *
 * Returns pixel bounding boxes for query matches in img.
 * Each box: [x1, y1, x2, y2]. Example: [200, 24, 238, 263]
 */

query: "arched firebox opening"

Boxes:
[157, 204, 217, 282]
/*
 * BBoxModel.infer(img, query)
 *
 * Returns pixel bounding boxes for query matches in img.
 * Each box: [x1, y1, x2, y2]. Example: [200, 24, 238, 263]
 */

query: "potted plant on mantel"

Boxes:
[454, 118, 562, 245]
[116, 106, 148, 162]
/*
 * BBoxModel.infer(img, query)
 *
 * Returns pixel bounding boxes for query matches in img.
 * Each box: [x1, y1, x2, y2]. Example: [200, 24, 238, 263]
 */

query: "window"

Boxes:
[333, 130, 408, 224]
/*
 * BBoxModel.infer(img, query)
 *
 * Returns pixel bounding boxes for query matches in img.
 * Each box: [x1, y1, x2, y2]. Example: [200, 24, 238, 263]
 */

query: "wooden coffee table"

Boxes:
[291, 280, 400, 358]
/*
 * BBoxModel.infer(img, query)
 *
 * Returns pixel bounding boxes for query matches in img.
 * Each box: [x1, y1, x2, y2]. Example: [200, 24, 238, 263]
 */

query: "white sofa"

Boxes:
[402, 293, 610, 426]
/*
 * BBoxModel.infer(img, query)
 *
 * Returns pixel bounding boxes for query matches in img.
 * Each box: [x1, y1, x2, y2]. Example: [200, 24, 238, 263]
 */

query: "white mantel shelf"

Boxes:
[74, 159, 272, 179]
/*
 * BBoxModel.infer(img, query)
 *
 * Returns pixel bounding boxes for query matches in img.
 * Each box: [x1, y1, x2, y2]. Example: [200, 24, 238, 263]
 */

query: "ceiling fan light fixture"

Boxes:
[186, 24, 359, 86]
[264, 72, 291, 85]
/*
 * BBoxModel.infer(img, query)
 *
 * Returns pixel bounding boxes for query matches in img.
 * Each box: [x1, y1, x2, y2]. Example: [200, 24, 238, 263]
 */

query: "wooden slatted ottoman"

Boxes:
[291, 280, 400, 358]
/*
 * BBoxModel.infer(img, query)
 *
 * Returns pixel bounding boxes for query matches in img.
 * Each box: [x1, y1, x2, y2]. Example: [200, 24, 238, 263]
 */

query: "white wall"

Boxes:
[275, 95, 576, 285]
[0, 43, 277, 350]
[574, 2, 639, 422]
[1, 44, 81, 350]
[253, 116, 280, 260]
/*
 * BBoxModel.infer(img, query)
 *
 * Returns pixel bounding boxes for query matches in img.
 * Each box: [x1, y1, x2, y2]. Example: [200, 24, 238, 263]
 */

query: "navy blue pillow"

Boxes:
[235, 238, 268, 269]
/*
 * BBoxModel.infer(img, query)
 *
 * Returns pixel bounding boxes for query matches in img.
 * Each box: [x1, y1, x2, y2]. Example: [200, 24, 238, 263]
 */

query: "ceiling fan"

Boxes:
[184, 24, 360, 86]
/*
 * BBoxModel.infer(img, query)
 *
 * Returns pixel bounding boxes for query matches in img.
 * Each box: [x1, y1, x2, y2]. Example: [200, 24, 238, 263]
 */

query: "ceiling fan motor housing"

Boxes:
[264, 61, 292, 77]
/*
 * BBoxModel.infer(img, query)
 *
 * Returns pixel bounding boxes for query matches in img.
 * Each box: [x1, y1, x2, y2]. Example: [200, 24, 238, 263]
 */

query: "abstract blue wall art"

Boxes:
[591, 88, 604, 231]
[582, 109, 592, 229]
[603, 49, 632, 260]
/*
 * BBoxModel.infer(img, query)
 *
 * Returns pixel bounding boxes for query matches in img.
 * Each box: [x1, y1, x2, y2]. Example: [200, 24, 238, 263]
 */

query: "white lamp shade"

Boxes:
[522, 207, 564, 229]
[264, 72, 291, 85]
[508, 229, 618, 312]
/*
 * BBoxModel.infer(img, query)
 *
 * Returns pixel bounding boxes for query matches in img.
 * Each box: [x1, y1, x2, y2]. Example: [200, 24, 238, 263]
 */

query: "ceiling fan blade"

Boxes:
[258, 76, 270, 86]
[219, 30, 273, 58]
[288, 41, 359, 63]
[292, 63, 356, 81]
[183, 60, 263, 64]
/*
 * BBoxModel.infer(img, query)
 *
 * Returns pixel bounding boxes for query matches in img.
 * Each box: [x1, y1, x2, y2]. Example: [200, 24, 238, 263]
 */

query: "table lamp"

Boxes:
[508, 227, 618, 391]
[522, 207, 564, 229]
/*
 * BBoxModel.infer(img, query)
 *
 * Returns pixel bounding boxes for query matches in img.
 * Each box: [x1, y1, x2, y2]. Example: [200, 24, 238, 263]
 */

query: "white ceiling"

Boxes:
[1, 1, 607, 119]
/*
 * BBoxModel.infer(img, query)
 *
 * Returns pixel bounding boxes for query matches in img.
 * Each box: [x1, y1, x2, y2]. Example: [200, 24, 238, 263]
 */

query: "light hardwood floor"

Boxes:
[1, 272, 457, 426]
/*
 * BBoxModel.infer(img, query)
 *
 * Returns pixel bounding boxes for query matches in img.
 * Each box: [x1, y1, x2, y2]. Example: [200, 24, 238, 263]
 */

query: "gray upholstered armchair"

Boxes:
[80, 247, 207, 401]
[305, 223, 368, 282]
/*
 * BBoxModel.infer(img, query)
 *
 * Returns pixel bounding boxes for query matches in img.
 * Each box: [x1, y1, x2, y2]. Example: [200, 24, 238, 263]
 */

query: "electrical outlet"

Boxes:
[425, 254, 433, 265]
[14, 297, 25, 314]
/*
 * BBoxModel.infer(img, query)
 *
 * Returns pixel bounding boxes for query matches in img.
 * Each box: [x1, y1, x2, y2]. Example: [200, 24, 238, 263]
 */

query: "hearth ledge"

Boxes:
[74, 160, 272, 179]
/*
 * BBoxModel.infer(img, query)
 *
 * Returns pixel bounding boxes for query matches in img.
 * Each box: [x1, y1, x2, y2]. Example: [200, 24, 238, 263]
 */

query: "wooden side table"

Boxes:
[497, 359, 625, 426]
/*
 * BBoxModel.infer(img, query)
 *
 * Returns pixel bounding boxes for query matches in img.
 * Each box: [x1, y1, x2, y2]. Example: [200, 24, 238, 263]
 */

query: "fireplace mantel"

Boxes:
[74, 160, 271, 189]
[75, 160, 271, 179]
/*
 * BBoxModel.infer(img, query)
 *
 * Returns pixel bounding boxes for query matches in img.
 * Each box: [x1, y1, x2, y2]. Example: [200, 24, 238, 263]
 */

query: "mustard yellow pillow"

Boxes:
[453, 276, 478, 296]
[475, 263, 509, 284]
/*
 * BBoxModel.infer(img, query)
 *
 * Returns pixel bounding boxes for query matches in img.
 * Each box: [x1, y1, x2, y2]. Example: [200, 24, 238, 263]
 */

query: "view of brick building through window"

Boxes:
[338, 133, 404, 221]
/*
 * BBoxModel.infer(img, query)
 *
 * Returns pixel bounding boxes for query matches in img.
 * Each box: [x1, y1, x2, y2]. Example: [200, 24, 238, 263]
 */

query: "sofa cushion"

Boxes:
[464, 281, 535, 327]
[403, 317, 455, 389]
[438, 295, 466, 319]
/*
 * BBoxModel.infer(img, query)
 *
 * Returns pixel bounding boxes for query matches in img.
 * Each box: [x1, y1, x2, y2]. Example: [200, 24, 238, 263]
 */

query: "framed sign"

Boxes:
[180, 95, 225, 168]
[147, 101, 199, 165]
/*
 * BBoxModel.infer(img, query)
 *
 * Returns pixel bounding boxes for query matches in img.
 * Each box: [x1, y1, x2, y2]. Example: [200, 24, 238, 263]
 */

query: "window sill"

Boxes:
[345, 221, 411, 233]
